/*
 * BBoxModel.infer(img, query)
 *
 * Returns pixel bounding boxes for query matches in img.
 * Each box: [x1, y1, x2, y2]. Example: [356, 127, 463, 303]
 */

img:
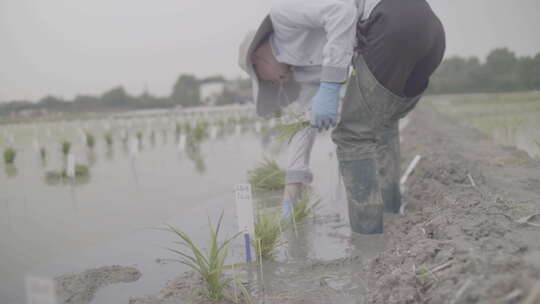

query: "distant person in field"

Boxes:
[239, 0, 445, 234]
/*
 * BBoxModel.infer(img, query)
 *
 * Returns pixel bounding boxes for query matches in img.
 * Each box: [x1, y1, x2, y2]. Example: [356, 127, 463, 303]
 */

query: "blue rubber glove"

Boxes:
[310, 82, 342, 131]
[281, 199, 297, 219]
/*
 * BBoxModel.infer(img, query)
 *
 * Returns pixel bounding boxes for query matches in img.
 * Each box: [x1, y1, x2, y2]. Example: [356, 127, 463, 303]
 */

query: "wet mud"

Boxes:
[55, 102, 540, 303]
[54, 266, 141, 304]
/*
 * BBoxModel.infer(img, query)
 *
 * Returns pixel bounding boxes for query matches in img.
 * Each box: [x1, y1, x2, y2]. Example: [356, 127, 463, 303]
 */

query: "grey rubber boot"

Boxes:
[377, 129, 402, 213]
[339, 158, 384, 234]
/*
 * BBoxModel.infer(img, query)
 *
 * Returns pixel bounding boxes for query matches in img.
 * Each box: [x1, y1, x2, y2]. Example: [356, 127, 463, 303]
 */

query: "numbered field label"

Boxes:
[234, 184, 255, 236]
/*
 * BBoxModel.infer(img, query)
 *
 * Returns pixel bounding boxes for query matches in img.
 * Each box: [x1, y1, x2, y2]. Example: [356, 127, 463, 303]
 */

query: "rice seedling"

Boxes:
[247, 158, 285, 191]
[40, 147, 46, 160]
[253, 210, 285, 260]
[290, 190, 320, 224]
[85, 132, 95, 149]
[136, 131, 143, 142]
[188, 122, 209, 143]
[162, 213, 241, 302]
[74, 164, 90, 177]
[270, 121, 310, 144]
[104, 133, 113, 147]
[3, 147, 16, 164]
[61, 141, 71, 156]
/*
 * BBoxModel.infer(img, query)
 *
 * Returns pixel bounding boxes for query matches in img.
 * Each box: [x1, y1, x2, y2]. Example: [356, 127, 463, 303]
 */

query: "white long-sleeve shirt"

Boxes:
[269, 0, 381, 83]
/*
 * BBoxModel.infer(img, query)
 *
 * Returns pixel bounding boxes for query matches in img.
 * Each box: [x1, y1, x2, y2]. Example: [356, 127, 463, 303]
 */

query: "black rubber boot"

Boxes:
[339, 158, 384, 234]
[377, 131, 402, 213]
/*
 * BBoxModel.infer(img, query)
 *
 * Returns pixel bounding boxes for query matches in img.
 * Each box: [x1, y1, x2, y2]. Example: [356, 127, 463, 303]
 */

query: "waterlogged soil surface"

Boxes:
[52, 100, 540, 304]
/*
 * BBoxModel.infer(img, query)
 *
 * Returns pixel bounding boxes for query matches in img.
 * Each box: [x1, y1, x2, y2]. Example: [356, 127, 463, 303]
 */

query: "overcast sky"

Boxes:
[1, 0, 539, 102]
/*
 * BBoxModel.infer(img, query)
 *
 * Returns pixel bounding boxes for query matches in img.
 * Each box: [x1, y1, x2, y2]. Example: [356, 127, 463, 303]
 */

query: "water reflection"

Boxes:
[185, 142, 206, 174]
[4, 164, 18, 178]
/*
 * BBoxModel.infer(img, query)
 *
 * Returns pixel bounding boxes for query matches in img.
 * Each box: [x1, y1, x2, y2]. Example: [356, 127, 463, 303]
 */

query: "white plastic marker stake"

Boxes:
[129, 138, 139, 157]
[255, 121, 262, 133]
[210, 126, 218, 139]
[235, 183, 255, 263]
[78, 128, 85, 144]
[399, 117, 411, 143]
[25, 276, 57, 304]
[66, 153, 76, 178]
[399, 155, 422, 214]
[120, 129, 127, 141]
[235, 124, 242, 136]
[177, 134, 187, 151]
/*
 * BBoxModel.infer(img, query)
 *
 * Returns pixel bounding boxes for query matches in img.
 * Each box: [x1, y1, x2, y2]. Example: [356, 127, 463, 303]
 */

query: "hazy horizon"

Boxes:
[1, 0, 540, 103]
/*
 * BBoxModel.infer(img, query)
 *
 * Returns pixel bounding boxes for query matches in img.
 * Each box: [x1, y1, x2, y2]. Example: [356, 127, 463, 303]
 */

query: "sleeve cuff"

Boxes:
[321, 66, 349, 83]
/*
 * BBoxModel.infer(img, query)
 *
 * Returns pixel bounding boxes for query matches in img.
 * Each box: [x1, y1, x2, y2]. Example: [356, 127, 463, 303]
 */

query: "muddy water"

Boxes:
[428, 92, 540, 158]
[0, 107, 384, 304]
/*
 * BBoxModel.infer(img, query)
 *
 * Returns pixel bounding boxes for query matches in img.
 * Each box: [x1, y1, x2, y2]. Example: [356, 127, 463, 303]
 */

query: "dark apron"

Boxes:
[331, 55, 422, 234]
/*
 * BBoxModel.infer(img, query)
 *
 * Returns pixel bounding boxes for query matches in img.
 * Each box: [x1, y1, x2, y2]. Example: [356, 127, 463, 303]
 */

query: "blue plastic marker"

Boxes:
[244, 233, 252, 263]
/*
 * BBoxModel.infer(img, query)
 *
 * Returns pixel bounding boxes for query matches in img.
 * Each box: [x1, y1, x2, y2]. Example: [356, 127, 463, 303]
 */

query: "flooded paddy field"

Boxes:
[428, 92, 540, 158]
[1, 93, 539, 304]
[0, 105, 370, 303]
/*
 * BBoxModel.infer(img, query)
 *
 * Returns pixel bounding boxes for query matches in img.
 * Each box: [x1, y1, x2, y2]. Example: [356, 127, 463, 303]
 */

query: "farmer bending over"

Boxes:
[239, 0, 445, 234]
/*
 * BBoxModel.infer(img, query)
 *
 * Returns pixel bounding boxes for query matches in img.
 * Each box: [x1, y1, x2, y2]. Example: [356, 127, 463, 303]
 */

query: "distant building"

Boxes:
[200, 82, 225, 106]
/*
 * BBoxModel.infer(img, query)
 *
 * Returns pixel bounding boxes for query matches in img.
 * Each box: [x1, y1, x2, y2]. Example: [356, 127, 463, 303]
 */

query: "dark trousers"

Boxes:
[357, 0, 446, 97]
[332, 0, 445, 234]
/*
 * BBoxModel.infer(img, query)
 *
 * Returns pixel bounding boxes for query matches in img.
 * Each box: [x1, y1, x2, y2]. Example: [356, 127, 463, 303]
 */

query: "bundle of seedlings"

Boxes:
[104, 133, 114, 147]
[85, 132, 95, 149]
[253, 210, 285, 261]
[61, 141, 71, 156]
[270, 121, 310, 144]
[189, 121, 209, 143]
[247, 158, 285, 191]
[161, 213, 250, 302]
[3, 147, 16, 164]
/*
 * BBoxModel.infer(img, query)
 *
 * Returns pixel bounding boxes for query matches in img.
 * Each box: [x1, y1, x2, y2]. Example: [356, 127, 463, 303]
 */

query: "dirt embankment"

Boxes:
[354, 103, 540, 303]
[56, 103, 540, 304]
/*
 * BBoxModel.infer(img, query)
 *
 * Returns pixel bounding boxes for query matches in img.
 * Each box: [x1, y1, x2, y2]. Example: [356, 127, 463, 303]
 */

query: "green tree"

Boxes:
[483, 48, 519, 92]
[100, 87, 131, 108]
[171, 74, 201, 107]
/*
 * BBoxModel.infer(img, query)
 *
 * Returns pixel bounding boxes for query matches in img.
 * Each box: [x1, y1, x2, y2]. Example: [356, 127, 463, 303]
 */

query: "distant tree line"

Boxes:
[0, 75, 251, 118]
[427, 48, 540, 94]
[2, 47, 539, 118]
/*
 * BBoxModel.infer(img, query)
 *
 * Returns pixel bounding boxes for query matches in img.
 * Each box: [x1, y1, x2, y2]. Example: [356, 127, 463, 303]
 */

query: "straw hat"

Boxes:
[238, 16, 301, 117]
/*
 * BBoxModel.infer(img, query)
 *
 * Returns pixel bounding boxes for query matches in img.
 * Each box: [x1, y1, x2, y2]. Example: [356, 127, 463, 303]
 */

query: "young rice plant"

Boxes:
[85, 132, 95, 149]
[253, 210, 285, 261]
[163, 213, 241, 302]
[61, 141, 71, 156]
[3, 147, 16, 164]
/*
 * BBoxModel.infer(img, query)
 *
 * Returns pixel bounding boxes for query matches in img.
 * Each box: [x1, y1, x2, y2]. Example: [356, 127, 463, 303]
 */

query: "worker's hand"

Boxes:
[310, 82, 342, 131]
